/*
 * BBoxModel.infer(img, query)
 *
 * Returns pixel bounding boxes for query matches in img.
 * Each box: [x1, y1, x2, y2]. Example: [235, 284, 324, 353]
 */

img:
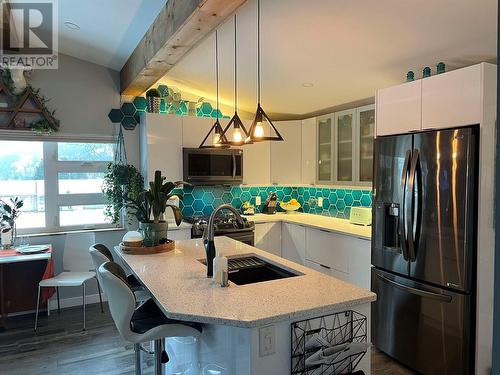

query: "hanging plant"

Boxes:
[102, 163, 144, 225]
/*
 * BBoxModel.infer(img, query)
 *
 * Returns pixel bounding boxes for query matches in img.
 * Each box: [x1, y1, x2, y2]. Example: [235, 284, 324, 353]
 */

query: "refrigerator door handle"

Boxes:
[377, 273, 453, 303]
[400, 150, 411, 261]
[407, 149, 420, 262]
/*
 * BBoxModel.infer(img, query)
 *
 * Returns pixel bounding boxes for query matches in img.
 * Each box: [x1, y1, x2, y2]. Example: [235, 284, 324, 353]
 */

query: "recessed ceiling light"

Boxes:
[64, 21, 80, 30]
[302, 82, 314, 88]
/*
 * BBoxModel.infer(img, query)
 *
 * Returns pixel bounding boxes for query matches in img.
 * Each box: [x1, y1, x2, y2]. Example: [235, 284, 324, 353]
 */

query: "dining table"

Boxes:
[0, 244, 54, 330]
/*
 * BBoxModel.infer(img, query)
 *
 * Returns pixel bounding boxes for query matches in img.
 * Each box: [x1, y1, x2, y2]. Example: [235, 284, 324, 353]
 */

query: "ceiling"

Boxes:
[156, 0, 497, 119]
[54, 0, 166, 70]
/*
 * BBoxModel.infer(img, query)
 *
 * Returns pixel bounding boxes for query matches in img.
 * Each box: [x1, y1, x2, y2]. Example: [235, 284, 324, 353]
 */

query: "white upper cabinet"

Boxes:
[376, 80, 422, 136]
[315, 105, 374, 186]
[270, 120, 302, 184]
[301, 117, 317, 185]
[243, 119, 271, 185]
[422, 64, 482, 130]
[335, 109, 356, 183]
[140, 113, 183, 183]
[316, 115, 333, 183]
[376, 63, 493, 136]
[358, 105, 375, 183]
[182, 116, 213, 148]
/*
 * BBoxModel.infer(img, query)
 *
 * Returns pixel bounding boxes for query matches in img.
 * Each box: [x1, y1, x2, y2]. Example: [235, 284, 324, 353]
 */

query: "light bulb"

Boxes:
[254, 122, 264, 138]
[233, 128, 242, 143]
[213, 133, 221, 146]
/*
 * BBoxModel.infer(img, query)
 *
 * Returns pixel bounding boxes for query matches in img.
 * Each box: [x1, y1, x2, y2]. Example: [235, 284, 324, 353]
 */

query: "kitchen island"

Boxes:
[114, 236, 375, 374]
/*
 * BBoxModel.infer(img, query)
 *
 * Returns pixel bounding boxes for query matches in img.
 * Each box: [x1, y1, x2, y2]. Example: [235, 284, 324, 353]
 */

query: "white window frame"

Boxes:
[10, 140, 120, 235]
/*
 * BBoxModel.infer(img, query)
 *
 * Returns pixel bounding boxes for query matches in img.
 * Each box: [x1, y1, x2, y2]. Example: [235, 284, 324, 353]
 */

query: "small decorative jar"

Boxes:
[406, 71, 415, 82]
[146, 88, 161, 113]
[436, 62, 446, 74]
[422, 67, 431, 78]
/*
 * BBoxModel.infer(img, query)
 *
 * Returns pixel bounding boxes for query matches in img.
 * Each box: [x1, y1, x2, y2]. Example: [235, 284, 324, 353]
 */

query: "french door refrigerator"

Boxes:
[371, 125, 478, 375]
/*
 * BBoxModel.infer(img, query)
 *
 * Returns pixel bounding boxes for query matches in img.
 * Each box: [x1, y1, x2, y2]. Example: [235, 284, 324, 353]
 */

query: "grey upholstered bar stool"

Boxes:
[98, 261, 202, 375]
[89, 243, 149, 300]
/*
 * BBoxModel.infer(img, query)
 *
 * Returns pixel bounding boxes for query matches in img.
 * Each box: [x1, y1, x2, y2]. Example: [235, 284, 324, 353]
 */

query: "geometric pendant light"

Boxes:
[199, 29, 229, 148]
[220, 14, 250, 146]
[245, 0, 284, 143]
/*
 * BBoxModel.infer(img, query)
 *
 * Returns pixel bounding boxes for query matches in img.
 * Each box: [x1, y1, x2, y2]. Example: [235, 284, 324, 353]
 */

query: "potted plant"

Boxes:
[0, 197, 23, 249]
[146, 88, 161, 113]
[126, 170, 184, 247]
[102, 163, 144, 226]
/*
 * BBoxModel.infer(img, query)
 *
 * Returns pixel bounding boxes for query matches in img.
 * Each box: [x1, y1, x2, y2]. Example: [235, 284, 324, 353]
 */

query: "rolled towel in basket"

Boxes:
[305, 342, 368, 368]
[304, 333, 330, 351]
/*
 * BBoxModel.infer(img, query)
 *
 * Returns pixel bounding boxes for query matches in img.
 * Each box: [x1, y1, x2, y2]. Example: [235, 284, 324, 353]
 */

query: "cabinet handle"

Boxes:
[320, 263, 331, 270]
[319, 229, 331, 233]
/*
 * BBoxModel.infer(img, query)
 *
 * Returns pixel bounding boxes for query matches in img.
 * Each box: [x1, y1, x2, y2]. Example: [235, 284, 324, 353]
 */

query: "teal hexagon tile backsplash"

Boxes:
[177, 185, 372, 220]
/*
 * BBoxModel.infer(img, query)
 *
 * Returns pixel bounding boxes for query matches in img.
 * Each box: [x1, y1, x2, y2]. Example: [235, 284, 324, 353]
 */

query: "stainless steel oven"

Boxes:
[183, 148, 243, 185]
[186, 215, 255, 246]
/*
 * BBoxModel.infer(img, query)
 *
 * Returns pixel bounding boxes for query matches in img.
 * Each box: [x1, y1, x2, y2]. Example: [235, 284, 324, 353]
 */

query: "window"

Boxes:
[0, 140, 115, 234]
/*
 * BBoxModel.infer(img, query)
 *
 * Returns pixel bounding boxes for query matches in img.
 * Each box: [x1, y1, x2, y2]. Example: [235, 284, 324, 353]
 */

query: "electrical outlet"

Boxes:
[255, 196, 261, 205]
[259, 325, 276, 357]
[318, 197, 323, 207]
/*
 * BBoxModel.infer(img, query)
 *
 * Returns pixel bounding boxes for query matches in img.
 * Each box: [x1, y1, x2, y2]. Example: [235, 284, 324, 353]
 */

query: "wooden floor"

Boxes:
[0, 303, 415, 375]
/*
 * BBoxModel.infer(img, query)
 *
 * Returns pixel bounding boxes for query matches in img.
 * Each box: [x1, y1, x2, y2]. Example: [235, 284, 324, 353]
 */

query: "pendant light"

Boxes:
[220, 14, 250, 146]
[199, 29, 228, 148]
[245, 0, 283, 143]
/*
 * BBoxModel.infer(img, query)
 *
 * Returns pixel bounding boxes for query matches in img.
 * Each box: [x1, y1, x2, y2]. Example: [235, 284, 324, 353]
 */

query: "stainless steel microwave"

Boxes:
[182, 148, 243, 185]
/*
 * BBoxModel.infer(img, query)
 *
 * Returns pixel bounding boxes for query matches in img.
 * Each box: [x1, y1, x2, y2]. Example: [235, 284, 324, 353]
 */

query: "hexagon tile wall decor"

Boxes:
[108, 84, 230, 130]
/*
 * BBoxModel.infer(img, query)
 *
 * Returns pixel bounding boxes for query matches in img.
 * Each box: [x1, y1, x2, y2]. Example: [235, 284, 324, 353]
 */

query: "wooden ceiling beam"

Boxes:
[120, 0, 247, 96]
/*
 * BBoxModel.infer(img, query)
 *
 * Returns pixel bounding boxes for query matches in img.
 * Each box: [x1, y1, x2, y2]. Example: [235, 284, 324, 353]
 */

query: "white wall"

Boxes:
[29, 54, 121, 139]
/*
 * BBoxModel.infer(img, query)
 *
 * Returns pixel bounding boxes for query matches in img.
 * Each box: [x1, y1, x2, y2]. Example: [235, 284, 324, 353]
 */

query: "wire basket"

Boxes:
[291, 310, 367, 375]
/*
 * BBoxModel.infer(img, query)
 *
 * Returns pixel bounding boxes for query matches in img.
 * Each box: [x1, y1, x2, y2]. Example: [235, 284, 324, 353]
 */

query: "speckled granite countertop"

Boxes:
[245, 212, 372, 240]
[115, 236, 375, 328]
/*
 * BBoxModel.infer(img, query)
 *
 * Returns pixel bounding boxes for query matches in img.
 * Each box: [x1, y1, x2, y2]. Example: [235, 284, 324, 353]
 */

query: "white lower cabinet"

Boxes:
[305, 227, 370, 289]
[281, 223, 306, 265]
[254, 222, 282, 256]
[168, 228, 192, 241]
[305, 259, 349, 281]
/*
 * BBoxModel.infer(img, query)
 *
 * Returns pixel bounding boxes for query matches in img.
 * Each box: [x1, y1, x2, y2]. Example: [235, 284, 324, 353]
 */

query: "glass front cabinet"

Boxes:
[316, 104, 374, 185]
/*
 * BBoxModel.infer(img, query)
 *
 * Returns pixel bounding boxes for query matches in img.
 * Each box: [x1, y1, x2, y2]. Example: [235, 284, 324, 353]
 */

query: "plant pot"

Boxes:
[139, 221, 168, 247]
[1, 225, 15, 249]
[146, 97, 161, 113]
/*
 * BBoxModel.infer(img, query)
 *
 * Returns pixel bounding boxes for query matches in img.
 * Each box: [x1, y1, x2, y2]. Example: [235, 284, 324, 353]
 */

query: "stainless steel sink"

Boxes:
[199, 254, 301, 285]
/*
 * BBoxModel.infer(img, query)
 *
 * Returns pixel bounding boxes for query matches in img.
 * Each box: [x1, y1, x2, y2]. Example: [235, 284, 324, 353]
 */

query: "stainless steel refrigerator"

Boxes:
[371, 125, 478, 375]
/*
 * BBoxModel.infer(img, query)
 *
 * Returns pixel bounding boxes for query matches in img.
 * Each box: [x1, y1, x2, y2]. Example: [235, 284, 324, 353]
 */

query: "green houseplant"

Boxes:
[102, 163, 144, 226]
[0, 197, 23, 249]
[126, 170, 184, 246]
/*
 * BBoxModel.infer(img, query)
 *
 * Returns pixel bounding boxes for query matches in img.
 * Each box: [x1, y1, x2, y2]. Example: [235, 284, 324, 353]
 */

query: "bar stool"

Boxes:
[98, 261, 202, 375]
[89, 244, 148, 300]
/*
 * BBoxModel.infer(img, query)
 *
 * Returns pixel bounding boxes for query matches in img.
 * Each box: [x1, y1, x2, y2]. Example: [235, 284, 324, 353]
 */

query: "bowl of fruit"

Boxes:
[279, 198, 301, 214]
